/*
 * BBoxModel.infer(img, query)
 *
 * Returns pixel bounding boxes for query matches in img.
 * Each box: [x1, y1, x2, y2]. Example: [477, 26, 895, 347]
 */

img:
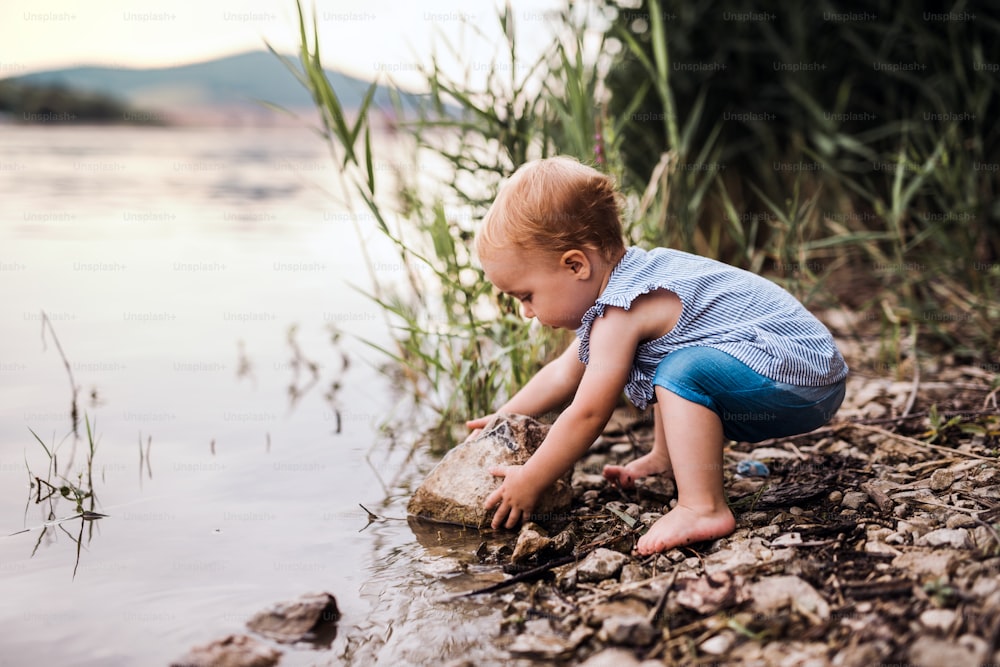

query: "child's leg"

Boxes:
[602, 409, 673, 488]
[635, 387, 735, 555]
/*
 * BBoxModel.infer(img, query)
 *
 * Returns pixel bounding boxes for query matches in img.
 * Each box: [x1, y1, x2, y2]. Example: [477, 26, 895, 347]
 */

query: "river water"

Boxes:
[0, 126, 508, 666]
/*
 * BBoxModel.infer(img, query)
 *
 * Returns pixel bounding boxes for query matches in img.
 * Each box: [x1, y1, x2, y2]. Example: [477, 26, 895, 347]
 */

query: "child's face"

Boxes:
[481, 246, 600, 330]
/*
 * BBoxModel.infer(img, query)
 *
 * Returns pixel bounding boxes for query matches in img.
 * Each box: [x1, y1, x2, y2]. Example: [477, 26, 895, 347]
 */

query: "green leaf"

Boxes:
[606, 505, 637, 528]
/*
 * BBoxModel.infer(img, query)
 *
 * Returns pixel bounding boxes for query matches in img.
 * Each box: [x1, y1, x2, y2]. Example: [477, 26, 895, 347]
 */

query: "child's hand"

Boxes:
[485, 464, 541, 530]
[464, 414, 495, 442]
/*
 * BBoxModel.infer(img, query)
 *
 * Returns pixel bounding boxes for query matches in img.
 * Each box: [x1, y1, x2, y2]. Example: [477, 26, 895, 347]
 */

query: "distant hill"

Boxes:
[4, 50, 434, 125]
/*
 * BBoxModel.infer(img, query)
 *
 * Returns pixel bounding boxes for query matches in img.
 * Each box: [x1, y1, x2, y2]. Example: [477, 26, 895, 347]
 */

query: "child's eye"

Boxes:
[520, 294, 532, 303]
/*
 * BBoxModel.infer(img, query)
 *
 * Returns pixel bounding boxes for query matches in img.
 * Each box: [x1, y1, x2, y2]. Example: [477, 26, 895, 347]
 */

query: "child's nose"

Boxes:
[521, 302, 535, 319]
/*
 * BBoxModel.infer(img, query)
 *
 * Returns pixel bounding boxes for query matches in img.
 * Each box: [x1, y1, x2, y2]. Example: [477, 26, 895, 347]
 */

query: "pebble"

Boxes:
[511, 524, 553, 563]
[841, 491, 869, 510]
[576, 548, 629, 583]
[916, 528, 971, 549]
[920, 608, 957, 632]
[601, 614, 657, 645]
[610, 442, 633, 456]
[945, 513, 977, 529]
[892, 549, 963, 577]
[908, 635, 989, 667]
[930, 469, 957, 492]
[699, 632, 735, 655]
[828, 490, 843, 504]
[635, 476, 676, 504]
[619, 562, 647, 584]
[578, 648, 641, 667]
[757, 524, 781, 538]
[507, 631, 570, 659]
[638, 511, 663, 526]
[748, 575, 830, 621]
[573, 472, 607, 490]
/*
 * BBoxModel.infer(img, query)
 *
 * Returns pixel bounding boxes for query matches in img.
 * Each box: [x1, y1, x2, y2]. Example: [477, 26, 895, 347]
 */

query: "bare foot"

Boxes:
[634, 504, 736, 555]
[603, 450, 673, 489]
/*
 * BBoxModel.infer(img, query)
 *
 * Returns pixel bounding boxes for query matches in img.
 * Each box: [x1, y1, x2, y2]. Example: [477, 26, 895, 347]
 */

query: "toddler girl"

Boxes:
[467, 156, 847, 554]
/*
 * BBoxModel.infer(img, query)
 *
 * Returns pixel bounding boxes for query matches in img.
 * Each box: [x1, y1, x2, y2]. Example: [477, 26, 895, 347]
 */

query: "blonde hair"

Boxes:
[477, 156, 625, 263]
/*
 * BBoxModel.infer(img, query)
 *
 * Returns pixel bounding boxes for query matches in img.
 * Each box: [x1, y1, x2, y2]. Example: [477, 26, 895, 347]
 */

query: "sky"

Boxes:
[0, 0, 569, 90]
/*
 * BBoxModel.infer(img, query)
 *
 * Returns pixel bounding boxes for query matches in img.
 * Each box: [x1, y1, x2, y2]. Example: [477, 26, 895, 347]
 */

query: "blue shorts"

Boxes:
[651, 347, 846, 443]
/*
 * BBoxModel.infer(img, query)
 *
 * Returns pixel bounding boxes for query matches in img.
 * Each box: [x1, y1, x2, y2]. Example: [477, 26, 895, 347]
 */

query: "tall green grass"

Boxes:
[284, 0, 998, 444]
[604, 0, 1000, 362]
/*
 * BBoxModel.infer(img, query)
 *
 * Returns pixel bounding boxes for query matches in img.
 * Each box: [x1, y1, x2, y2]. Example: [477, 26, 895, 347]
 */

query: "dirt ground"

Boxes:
[450, 328, 1000, 666]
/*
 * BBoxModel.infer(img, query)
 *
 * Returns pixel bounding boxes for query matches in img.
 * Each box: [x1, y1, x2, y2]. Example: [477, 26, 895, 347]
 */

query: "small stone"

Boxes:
[920, 608, 957, 632]
[916, 528, 971, 549]
[620, 502, 641, 519]
[171, 634, 281, 667]
[757, 524, 781, 537]
[699, 632, 735, 656]
[507, 631, 571, 659]
[576, 548, 629, 583]
[770, 533, 803, 548]
[832, 642, 888, 667]
[828, 490, 843, 504]
[620, 562, 647, 584]
[864, 540, 901, 556]
[601, 614, 657, 646]
[635, 476, 676, 504]
[567, 624, 594, 649]
[573, 472, 607, 490]
[841, 491, 868, 510]
[894, 503, 911, 518]
[930, 469, 957, 492]
[908, 635, 988, 667]
[610, 442, 633, 456]
[549, 528, 577, 556]
[749, 575, 830, 621]
[704, 546, 759, 575]
[588, 600, 648, 626]
[892, 549, 963, 578]
[973, 525, 996, 548]
[638, 511, 663, 526]
[945, 513, 977, 529]
[511, 523, 553, 563]
[578, 648, 641, 667]
[971, 467, 1000, 485]
[675, 572, 745, 614]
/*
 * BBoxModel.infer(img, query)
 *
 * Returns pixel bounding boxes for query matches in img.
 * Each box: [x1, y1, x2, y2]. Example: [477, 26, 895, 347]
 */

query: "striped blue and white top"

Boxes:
[576, 246, 848, 410]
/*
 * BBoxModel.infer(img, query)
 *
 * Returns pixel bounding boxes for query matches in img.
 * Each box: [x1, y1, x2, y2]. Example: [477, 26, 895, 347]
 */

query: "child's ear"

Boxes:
[560, 249, 591, 279]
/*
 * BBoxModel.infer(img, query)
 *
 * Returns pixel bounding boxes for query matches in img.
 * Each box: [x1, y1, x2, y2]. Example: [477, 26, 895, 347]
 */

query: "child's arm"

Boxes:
[465, 338, 586, 432]
[485, 306, 643, 528]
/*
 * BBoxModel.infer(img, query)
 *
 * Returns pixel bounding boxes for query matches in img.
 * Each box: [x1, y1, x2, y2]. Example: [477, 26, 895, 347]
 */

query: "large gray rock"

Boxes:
[407, 414, 573, 528]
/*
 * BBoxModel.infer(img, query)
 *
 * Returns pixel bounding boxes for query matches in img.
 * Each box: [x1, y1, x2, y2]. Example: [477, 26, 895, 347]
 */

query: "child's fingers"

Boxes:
[465, 414, 495, 430]
[489, 499, 510, 529]
[484, 486, 501, 510]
